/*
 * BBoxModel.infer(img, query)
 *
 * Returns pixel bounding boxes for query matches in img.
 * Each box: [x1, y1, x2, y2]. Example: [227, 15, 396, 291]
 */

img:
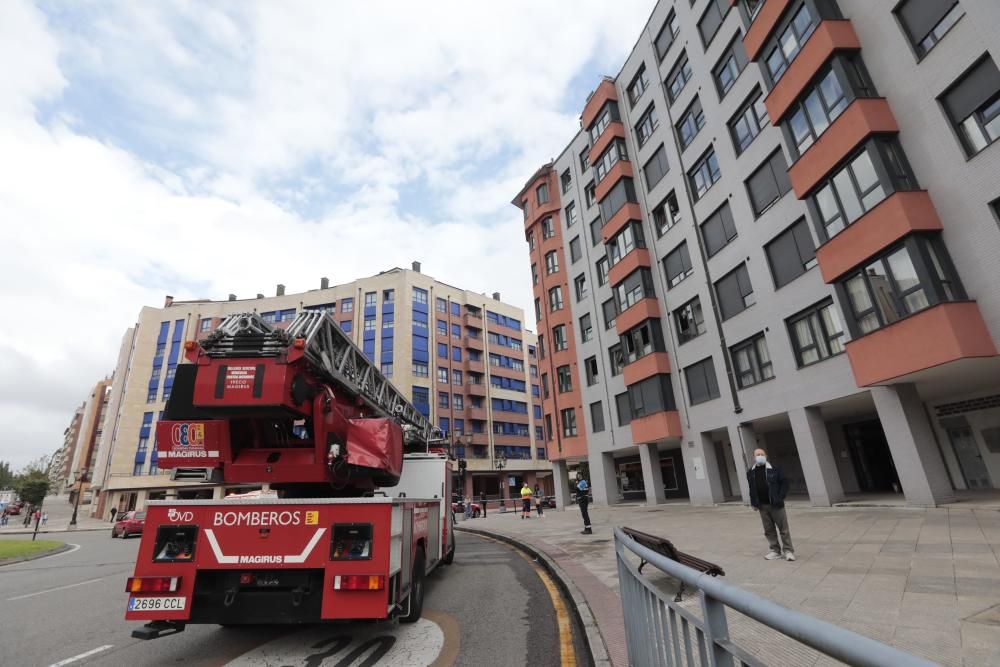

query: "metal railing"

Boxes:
[614, 527, 938, 667]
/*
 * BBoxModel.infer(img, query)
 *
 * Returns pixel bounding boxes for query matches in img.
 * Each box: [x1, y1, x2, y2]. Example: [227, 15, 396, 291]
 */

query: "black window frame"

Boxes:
[556, 365, 573, 393]
[715, 263, 755, 320]
[688, 146, 722, 201]
[783, 63, 856, 158]
[580, 313, 594, 342]
[676, 96, 706, 150]
[764, 217, 817, 289]
[713, 33, 749, 99]
[585, 356, 600, 386]
[893, 0, 965, 60]
[544, 250, 559, 275]
[588, 101, 621, 145]
[699, 202, 738, 257]
[620, 319, 667, 365]
[674, 296, 706, 344]
[602, 298, 618, 330]
[627, 374, 677, 419]
[536, 182, 549, 206]
[594, 138, 629, 184]
[565, 202, 578, 227]
[729, 86, 770, 155]
[548, 285, 564, 312]
[615, 391, 632, 426]
[786, 298, 846, 367]
[698, 0, 731, 48]
[627, 64, 650, 107]
[655, 9, 681, 62]
[666, 52, 693, 104]
[589, 401, 606, 433]
[745, 148, 792, 217]
[729, 332, 775, 389]
[590, 217, 603, 247]
[613, 268, 656, 313]
[652, 190, 682, 237]
[609, 344, 625, 377]
[606, 220, 646, 268]
[685, 357, 721, 405]
[635, 104, 660, 148]
[560, 407, 577, 437]
[574, 273, 588, 302]
[541, 216, 555, 239]
[598, 178, 638, 223]
[663, 242, 694, 288]
[596, 256, 610, 286]
[644, 143, 671, 190]
[938, 53, 1000, 157]
[570, 236, 582, 264]
[561, 169, 572, 194]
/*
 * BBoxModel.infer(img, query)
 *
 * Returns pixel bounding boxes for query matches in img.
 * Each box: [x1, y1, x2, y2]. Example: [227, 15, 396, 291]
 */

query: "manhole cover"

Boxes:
[965, 603, 1000, 626]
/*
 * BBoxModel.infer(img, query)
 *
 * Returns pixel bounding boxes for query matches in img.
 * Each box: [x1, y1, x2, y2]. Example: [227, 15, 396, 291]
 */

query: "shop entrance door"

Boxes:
[947, 425, 992, 489]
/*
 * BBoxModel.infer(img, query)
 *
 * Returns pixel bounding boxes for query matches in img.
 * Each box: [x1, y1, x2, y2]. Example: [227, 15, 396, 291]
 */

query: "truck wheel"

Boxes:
[401, 550, 425, 623]
[442, 535, 455, 565]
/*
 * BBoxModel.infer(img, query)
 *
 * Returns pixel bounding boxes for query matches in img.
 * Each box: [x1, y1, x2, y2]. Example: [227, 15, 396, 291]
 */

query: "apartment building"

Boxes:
[63, 378, 112, 506]
[52, 404, 85, 492]
[87, 264, 548, 517]
[515, 0, 1000, 509]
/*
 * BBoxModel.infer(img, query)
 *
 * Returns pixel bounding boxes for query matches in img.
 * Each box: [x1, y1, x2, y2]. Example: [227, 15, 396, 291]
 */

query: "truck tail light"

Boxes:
[333, 575, 385, 591]
[127, 576, 181, 593]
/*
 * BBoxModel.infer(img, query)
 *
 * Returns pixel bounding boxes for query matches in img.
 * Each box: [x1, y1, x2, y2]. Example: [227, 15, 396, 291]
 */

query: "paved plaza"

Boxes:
[462, 499, 1000, 666]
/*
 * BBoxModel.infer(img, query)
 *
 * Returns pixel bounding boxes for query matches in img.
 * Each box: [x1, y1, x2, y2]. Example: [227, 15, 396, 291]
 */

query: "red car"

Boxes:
[451, 501, 481, 517]
[112, 510, 146, 538]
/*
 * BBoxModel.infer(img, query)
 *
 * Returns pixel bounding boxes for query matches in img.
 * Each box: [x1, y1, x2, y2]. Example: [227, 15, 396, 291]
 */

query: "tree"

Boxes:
[21, 455, 52, 476]
[13, 470, 51, 506]
[0, 460, 13, 490]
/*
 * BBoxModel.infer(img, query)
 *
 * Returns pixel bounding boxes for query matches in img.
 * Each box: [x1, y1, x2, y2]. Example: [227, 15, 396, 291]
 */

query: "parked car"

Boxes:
[6, 504, 20, 516]
[112, 510, 146, 538]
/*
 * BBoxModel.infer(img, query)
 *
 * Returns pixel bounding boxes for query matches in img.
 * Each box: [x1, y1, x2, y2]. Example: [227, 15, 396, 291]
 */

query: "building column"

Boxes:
[591, 452, 620, 506]
[727, 424, 753, 503]
[638, 443, 667, 505]
[871, 384, 956, 507]
[683, 434, 727, 505]
[788, 407, 846, 506]
[552, 459, 572, 512]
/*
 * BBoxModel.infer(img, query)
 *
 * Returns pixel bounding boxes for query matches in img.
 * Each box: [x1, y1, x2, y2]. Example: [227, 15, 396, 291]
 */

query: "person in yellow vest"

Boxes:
[520, 482, 533, 519]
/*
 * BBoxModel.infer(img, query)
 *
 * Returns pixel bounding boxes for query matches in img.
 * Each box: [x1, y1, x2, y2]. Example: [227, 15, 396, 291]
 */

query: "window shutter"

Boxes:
[716, 270, 742, 320]
[747, 159, 780, 214]
[665, 243, 691, 282]
[942, 55, 1000, 122]
[898, 0, 956, 43]
[766, 225, 801, 288]
[701, 203, 737, 256]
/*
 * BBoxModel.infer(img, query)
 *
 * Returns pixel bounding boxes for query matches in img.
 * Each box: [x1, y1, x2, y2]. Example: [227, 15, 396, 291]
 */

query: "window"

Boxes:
[412, 288, 427, 305]
[584, 356, 600, 387]
[340, 320, 352, 332]
[561, 169, 572, 194]
[674, 297, 706, 344]
[147, 388, 157, 403]
[566, 202, 578, 227]
[596, 256, 609, 286]
[663, 242, 694, 288]
[531, 264, 539, 286]
[452, 346, 462, 362]
[536, 183, 549, 205]
[655, 10, 680, 61]
[685, 357, 721, 405]
[627, 65, 649, 107]
[590, 401, 606, 432]
[746, 149, 792, 216]
[787, 68, 849, 156]
[621, 319, 666, 365]
[380, 362, 393, 377]
[614, 268, 655, 312]
[609, 344, 625, 376]
[811, 145, 891, 238]
[383, 289, 394, 303]
[438, 391, 450, 408]
[839, 237, 962, 336]
[413, 363, 429, 378]
[437, 319, 447, 336]
[363, 318, 377, 332]
[585, 182, 597, 208]
[561, 408, 578, 437]
[570, 236, 582, 263]
[765, 218, 817, 288]
[436, 297, 447, 313]
[606, 221, 645, 267]
[731, 333, 774, 388]
[574, 274, 589, 302]
[652, 191, 681, 237]
[644, 144, 670, 189]
[365, 292, 377, 307]
[939, 54, 1000, 156]
[588, 102, 620, 144]
[437, 368, 449, 383]
[698, 0, 729, 47]
[700, 203, 738, 257]
[580, 313, 593, 342]
[342, 298, 354, 312]
[627, 374, 676, 419]
[714, 34, 749, 98]
[541, 373, 549, 398]
[730, 88, 769, 154]
[689, 147, 721, 200]
[545, 250, 559, 275]
[199, 318, 212, 332]
[553, 324, 568, 352]
[743, 0, 764, 22]
[544, 414, 553, 440]
[527, 231, 535, 250]
[602, 298, 618, 330]
[787, 299, 845, 367]
[676, 98, 706, 150]
[580, 146, 590, 172]
[765, 4, 817, 83]
[594, 139, 628, 183]
[598, 178, 637, 223]
[589, 217, 603, 247]
[615, 392, 632, 426]
[541, 216, 555, 239]
[715, 263, 755, 320]
[895, 1, 964, 58]
[557, 366, 573, 393]
[666, 52, 693, 103]
[635, 105, 659, 148]
[548, 286, 564, 312]
[453, 394, 463, 410]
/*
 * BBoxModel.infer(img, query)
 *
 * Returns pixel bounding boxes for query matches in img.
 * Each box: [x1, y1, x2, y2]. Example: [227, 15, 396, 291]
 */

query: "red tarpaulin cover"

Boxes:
[346, 418, 403, 479]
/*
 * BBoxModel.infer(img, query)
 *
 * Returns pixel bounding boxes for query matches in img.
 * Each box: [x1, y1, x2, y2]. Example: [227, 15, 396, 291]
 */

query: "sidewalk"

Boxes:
[462, 501, 1000, 667]
[0, 493, 110, 535]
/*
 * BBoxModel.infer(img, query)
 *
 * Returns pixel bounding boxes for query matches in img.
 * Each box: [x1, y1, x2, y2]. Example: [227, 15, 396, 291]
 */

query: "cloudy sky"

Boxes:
[0, 0, 655, 470]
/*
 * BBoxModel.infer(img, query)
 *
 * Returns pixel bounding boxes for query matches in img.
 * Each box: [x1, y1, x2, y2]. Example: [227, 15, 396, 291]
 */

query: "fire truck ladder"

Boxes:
[200, 312, 441, 449]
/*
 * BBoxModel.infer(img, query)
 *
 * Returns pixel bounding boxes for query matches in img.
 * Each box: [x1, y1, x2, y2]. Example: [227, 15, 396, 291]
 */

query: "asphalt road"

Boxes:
[0, 529, 585, 666]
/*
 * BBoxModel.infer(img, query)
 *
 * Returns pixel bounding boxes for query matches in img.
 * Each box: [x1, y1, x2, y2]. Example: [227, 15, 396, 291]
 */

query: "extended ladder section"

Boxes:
[200, 312, 440, 449]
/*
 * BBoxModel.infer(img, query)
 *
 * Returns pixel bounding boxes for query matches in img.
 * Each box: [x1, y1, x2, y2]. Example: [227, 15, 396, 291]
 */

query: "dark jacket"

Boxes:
[747, 464, 790, 509]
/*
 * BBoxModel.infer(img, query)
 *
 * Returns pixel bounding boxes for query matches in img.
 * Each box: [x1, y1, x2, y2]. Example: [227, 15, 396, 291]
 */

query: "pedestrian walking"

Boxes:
[576, 475, 592, 535]
[535, 493, 544, 517]
[747, 447, 795, 561]
[464, 496, 473, 520]
[41, 512, 48, 526]
[479, 491, 487, 517]
[520, 482, 533, 519]
[110, 506, 118, 522]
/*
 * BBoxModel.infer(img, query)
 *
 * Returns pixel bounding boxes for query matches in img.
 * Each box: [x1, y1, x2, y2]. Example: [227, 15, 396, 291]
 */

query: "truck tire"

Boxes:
[401, 549, 425, 623]
[442, 534, 455, 565]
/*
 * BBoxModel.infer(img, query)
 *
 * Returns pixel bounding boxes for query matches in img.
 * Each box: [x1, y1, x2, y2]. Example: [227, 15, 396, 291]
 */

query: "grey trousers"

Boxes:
[758, 504, 794, 554]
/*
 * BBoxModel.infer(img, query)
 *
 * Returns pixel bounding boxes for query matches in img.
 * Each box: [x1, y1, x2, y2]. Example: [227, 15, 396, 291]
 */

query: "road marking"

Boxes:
[47, 644, 113, 667]
[36, 542, 81, 560]
[7, 576, 106, 601]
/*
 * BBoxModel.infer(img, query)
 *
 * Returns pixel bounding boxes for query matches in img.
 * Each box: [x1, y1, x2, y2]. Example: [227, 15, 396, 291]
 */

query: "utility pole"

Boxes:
[69, 467, 87, 527]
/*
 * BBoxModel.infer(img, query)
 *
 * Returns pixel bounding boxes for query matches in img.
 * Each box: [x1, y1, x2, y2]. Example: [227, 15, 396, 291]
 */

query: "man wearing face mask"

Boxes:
[747, 447, 795, 561]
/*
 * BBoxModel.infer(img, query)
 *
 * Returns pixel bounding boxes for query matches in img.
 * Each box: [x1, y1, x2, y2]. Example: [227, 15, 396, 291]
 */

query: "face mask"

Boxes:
[755, 455, 767, 466]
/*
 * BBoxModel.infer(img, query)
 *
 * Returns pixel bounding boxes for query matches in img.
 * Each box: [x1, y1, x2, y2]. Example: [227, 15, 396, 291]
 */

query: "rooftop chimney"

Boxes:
[228, 294, 237, 301]
[164, 295, 174, 307]
[276, 284, 285, 296]
[412, 261, 421, 273]
[257, 293, 264, 299]
[492, 292, 501, 301]
[321, 277, 330, 289]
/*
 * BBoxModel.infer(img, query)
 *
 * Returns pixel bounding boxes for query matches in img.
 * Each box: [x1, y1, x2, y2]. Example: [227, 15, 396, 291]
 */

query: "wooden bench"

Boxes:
[623, 527, 725, 601]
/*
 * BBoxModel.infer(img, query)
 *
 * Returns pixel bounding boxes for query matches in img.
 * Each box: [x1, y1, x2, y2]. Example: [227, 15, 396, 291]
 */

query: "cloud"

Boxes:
[0, 0, 654, 469]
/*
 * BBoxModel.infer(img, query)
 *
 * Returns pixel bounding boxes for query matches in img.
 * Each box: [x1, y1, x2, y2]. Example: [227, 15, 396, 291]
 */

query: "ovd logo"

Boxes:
[171, 423, 205, 448]
[167, 508, 195, 522]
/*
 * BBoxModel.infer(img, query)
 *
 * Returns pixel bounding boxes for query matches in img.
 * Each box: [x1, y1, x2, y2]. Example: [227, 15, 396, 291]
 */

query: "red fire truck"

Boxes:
[125, 312, 454, 639]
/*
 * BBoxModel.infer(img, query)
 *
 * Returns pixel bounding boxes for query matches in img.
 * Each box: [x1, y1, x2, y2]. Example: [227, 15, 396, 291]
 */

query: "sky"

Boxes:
[0, 0, 656, 470]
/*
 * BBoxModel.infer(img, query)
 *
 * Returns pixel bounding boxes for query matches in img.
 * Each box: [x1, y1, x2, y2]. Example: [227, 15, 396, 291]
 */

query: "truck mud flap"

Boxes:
[189, 569, 324, 625]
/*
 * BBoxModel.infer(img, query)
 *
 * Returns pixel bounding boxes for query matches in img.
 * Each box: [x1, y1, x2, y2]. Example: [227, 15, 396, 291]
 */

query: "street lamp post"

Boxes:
[69, 467, 87, 528]
[493, 452, 506, 511]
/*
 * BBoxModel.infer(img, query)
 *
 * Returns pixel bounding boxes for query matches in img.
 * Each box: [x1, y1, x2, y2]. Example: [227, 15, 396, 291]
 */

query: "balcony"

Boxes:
[788, 98, 898, 198]
[742, 0, 793, 62]
[588, 122, 626, 167]
[465, 358, 485, 374]
[846, 302, 997, 387]
[488, 363, 525, 380]
[630, 411, 683, 445]
[764, 21, 862, 123]
[615, 298, 661, 334]
[594, 161, 635, 204]
[601, 202, 643, 243]
[607, 248, 651, 289]
[581, 78, 618, 131]
[464, 335, 484, 351]
[463, 312, 483, 329]
[623, 352, 672, 387]
[465, 406, 489, 421]
[493, 411, 530, 425]
[466, 380, 487, 397]
[494, 433, 531, 447]
[815, 191, 943, 283]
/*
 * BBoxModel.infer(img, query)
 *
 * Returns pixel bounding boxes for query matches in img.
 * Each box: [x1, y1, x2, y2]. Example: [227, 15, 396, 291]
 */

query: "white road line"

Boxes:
[7, 576, 106, 601]
[47, 645, 114, 667]
[34, 542, 82, 560]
